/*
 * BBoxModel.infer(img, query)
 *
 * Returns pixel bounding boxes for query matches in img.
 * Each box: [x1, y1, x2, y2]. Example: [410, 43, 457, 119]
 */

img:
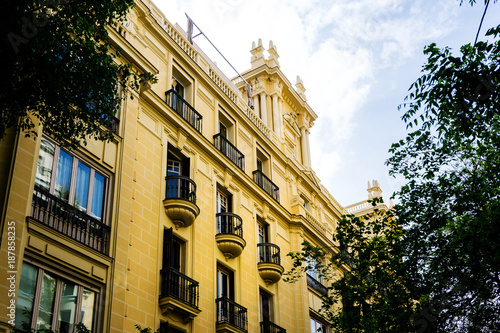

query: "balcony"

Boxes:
[307, 274, 328, 296]
[215, 212, 246, 260]
[165, 89, 203, 133]
[159, 267, 201, 323]
[257, 243, 284, 285]
[216, 297, 248, 333]
[30, 186, 110, 254]
[252, 170, 279, 203]
[163, 175, 200, 229]
[260, 321, 287, 333]
[213, 134, 245, 171]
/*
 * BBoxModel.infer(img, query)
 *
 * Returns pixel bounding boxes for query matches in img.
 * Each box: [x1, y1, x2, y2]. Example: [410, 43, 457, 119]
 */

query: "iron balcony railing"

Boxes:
[257, 243, 281, 265]
[216, 297, 248, 332]
[165, 89, 203, 133]
[165, 175, 197, 204]
[260, 321, 287, 333]
[213, 134, 245, 171]
[216, 212, 243, 238]
[252, 170, 279, 202]
[307, 274, 328, 296]
[30, 186, 110, 254]
[160, 267, 199, 309]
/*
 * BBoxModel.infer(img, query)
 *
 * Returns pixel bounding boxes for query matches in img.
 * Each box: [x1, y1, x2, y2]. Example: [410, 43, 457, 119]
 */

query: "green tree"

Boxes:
[387, 9, 500, 333]
[285, 199, 418, 333]
[0, 0, 155, 148]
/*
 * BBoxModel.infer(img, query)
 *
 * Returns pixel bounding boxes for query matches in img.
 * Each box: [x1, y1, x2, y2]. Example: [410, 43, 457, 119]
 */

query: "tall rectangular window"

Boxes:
[35, 137, 108, 222]
[217, 265, 234, 300]
[260, 289, 273, 323]
[15, 261, 98, 333]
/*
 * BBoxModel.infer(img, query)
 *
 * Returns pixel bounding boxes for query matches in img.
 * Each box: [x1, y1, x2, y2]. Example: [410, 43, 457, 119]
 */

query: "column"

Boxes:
[260, 93, 268, 125]
[278, 99, 284, 138]
[300, 126, 309, 168]
[272, 94, 280, 134]
[253, 95, 259, 115]
[305, 129, 312, 168]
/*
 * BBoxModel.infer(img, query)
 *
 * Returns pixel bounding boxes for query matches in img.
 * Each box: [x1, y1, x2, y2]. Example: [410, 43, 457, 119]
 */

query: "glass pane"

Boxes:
[91, 172, 105, 220]
[36, 272, 56, 330]
[15, 262, 39, 330]
[167, 160, 181, 175]
[35, 138, 55, 191]
[55, 150, 73, 201]
[58, 281, 78, 333]
[311, 318, 316, 333]
[80, 289, 95, 332]
[74, 162, 90, 212]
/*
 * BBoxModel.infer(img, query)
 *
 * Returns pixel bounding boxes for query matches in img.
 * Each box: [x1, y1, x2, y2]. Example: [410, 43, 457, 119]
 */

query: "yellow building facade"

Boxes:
[0, 1, 385, 332]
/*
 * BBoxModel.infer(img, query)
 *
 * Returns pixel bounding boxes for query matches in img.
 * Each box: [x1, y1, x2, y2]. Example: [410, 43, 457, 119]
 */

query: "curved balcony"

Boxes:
[215, 212, 246, 260]
[163, 175, 200, 229]
[257, 243, 284, 285]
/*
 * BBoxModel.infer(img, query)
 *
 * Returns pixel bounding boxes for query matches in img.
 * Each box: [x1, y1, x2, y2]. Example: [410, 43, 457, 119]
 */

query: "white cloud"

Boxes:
[156, 0, 481, 205]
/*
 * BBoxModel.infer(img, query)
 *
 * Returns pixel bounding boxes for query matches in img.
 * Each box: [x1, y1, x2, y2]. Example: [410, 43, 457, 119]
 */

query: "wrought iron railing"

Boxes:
[160, 267, 199, 309]
[216, 212, 243, 238]
[252, 170, 279, 202]
[307, 274, 328, 296]
[165, 175, 197, 204]
[257, 243, 281, 265]
[30, 186, 110, 254]
[165, 89, 203, 133]
[216, 297, 248, 332]
[260, 321, 287, 333]
[213, 134, 245, 171]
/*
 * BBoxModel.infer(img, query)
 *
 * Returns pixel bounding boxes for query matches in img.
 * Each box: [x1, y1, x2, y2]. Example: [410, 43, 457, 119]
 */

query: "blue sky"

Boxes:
[157, 0, 499, 206]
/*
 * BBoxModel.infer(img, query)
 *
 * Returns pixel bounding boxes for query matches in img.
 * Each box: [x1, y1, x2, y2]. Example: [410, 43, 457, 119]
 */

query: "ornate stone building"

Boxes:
[0, 1, 388, 332]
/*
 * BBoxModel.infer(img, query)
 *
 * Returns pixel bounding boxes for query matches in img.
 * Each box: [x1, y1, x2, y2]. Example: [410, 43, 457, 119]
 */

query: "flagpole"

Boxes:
[185, 14, 250, 87]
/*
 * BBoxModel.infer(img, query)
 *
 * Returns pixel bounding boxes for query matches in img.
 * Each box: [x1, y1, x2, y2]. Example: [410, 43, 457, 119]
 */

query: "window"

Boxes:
[165, 145, 192, 200]
[35, 137, 108, 222]
[15, 261, 98, 333]
[260, 289, 273, 323]
[256, 149, 269, 176]
[258, 219, 270, 263]
[310, 316, 329, 333]
[301, 194, 310, 211]
[258, 220, 269, 244]
[163, 228, 184, 272]
[216, 189, 228, 214]
[306, 256, 320, 281]
[217, 265, 234, 300]
[219, 123, 227, 139]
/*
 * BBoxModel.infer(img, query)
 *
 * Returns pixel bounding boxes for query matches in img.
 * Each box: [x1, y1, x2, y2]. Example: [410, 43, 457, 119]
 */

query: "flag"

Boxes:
[187, 17, 194, 44]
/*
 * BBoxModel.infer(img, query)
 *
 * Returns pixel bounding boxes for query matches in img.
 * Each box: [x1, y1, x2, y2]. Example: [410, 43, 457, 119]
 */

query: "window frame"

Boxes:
[35, 136, 111, 223]
[15, 259, 102, 333]
[217, 264, 235, 300]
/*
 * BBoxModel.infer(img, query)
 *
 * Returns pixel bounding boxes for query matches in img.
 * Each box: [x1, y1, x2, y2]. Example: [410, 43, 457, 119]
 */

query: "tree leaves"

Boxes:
[388, 20, 500, 332]
[0, 0, 156, 148]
